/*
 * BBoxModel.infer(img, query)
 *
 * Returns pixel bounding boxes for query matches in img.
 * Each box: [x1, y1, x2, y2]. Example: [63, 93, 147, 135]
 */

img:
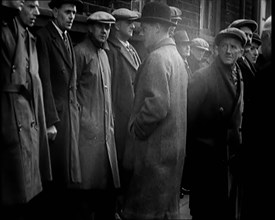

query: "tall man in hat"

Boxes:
[121, 2, 188, 219]
[35, 0, 83, 219]
[1, 0, 52, 219]
[74, 11, 120, 220]
[106, 7, 141, 187]
[187, 27, 247, 220]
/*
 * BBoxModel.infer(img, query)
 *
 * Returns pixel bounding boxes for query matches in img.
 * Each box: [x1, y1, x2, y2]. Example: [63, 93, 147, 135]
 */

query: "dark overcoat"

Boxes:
[187, 56, 244, 220]
[1, 17, 52, 205]
[74, 35, 120, 189]
[36, 21, 81, 186]
[122, 38, 188, 219]
[106, 35, 141, 165]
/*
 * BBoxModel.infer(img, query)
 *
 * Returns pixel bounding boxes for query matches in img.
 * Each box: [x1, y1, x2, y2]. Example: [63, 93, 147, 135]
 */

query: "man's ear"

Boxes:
[239, 48, 244, 58]
[114, 22, 120, 31]
[52, 8, 58, 19]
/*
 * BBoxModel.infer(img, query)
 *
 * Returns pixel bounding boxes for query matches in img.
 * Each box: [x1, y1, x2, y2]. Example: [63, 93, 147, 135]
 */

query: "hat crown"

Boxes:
[87, 11, 116, 24]
[48, 0, 83, 10]
[170, 6, 182, 20]
[140, 2, 176, 26]
[191, 38, 209, 51]
[229, 19, 258, 32]
[112, 8, 139, 20]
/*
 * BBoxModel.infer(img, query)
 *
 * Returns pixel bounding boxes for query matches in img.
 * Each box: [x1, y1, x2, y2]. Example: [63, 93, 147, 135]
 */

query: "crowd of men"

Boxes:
[0, 0, 272, 220]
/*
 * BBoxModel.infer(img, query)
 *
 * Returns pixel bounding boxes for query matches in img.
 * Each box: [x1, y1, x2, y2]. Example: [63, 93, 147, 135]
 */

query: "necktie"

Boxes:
[126, 44, 140, 67]
[232, 67, 238, 86]
[63, 32, 72, 61]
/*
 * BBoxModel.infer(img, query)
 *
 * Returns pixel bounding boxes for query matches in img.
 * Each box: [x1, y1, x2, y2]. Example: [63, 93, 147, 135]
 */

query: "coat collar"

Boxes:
[46, 21, 73, 68]
[146, 37, 176, 54]
[108, 35, 140, 70]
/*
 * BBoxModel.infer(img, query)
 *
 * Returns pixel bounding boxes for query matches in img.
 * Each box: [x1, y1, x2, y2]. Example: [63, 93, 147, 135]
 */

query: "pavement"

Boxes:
[179, 195, 192, 220]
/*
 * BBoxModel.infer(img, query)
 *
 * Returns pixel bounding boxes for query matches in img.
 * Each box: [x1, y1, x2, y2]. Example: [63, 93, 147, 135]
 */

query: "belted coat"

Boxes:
[106, 34, 141, 166]
[1, 15, 52, 205]
[74, 34, 120, 189]
[122, 38, 188, 219]
[36, 21, 81, 186]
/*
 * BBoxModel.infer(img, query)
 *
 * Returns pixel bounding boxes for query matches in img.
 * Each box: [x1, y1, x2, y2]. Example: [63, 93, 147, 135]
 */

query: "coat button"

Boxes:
[18, 123, 22, 132]
[219, 107, 224, 113]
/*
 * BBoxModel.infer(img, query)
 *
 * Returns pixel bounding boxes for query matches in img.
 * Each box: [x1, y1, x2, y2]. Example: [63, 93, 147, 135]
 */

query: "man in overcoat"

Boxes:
[121, 2, 188, 219]
[187, 27, 247, 220]
[35, 0, 82, 218]
[74, 11, 120, 220]
[106, 7, 141, 180]
[1, 0, 52, 219]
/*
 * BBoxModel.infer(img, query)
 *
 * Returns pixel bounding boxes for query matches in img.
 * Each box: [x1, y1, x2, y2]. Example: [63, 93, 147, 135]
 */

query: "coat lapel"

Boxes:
[47, 22, 73, 68]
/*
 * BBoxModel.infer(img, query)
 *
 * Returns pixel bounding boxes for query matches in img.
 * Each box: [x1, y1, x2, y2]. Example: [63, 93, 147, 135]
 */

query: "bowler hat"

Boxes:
[215, 27, 247, 47]
[229, 19, 258, 33]
[252, 33, 262, 46]
[112, 8, 140, 21]
[170, 6, 182, 21]
[174, 30, 191, 44]
[48, 0, 83, 11]
[87, 11, 116, 24]
[140, 2, 176, 26]
[191, 38, 209, 51]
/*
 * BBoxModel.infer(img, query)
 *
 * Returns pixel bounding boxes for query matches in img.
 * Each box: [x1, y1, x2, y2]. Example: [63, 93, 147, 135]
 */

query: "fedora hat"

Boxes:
[215, 27, 247, 47]
[174, 30, 191, 44]
[140, 2, 176, 26]
[229, 19, 258, 33]
[48, 0, 83, 11]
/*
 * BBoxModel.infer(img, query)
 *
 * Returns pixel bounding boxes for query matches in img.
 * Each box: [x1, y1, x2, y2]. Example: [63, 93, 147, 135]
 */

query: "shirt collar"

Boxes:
[52, 21, 67, 39]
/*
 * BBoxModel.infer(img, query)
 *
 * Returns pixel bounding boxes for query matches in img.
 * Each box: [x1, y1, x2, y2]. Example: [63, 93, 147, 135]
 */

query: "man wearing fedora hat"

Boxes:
[187, 27, 246, 220]
[35, 0, 83, 219]
[121, 2, 188, 219]
[106, 7, 141, 200]
[174, 30, 192, 78]
[74, 11, 120, 220]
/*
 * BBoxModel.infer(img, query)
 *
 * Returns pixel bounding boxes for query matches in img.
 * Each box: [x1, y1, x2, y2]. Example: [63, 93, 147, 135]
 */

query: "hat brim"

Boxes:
[140, 17, 177, 26]
[49, 0, 83, 11]
[215, 32, 246, 47]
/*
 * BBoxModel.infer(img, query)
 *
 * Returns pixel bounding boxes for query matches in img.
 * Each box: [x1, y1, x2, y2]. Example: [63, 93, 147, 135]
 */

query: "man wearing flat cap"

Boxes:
[121, 2, 188, 219]
[245, 33, 262, 66]
[169, 6, 182, 38]
[74, 11, 120, 220]
[187, 37, 210, 74]
[187, 27, 246, 220]
[106, 8, 141, 200]
[35, 0, 83, 219]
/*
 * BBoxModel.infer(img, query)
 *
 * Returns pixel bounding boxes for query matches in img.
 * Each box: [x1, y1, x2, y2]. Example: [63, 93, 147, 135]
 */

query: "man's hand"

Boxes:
[47, 125, 57, 141]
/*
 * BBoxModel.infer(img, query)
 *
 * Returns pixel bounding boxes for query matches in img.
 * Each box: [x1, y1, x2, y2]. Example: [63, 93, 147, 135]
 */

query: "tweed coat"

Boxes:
[74, 34, 120, 189]
[122, 38, 188, 219]
[187, 56, 244, 220]
[1, 16, 52, 205]
[36, 21, 81, 186]
[106, 34, 141, 166]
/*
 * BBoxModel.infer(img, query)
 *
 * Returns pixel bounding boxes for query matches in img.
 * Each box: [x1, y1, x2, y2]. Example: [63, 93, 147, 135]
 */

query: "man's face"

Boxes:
[240, 26, 253, 46]
[2, 0, 25, 11]
[140, 22, 158, 49]
[191, 47, 206, 61]
[53, 4, 76, 31]
[19, 1, 40, 27]
[245, 42, 260, 64]
[116, 20, 135, 40]
[218, 38, 243, 66]
[176, 43, 190, 58]
[89, 23, 111, 44]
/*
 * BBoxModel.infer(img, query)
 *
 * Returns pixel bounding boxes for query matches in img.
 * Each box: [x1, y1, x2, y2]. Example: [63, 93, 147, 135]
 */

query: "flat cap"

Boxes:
[112, 8, 140, 21]
[252, 33, 262, 46]
[262, 16, 271, 31]
[174, 30, 191, 44]
[170, 6, 182, 21]
[215, 27, 247, 47]
[48, 0, 83, 11]
[191, 38, 209, 51]
[87, 11, 116, 24]
[229, 19, 258, 33]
